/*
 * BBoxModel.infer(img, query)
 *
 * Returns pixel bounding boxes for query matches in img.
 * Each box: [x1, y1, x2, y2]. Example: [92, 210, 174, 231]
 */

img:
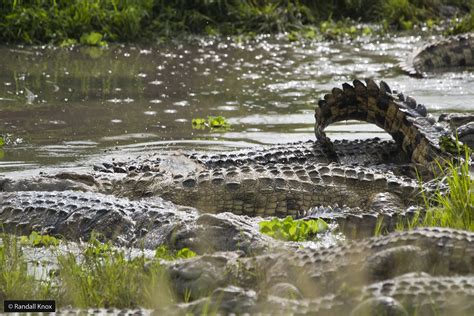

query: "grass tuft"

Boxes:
[0, 234, 54, 302]
[398, 149, 473, 232]
[0, 232, 197, 310]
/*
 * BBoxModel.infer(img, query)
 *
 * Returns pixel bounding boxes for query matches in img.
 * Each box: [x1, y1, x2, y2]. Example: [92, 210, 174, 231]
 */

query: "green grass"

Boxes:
[58, 239, 169, 308]
[0, 234, 54, 301]
[420, 155, 473, 230]
[0, 0, 472, 44]
[396, 150, 473, 232]
[0, 232, 196, 310]
[259, 216, 328, 242]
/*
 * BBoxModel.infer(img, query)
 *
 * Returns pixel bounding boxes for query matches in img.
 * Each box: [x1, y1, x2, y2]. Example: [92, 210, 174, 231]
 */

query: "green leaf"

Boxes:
[317, 219, 329, 232]
[192, 118, 206, 126]
[0, 136, 4, 147]
[259, 217, 329, 241]
[176, 248, 196, 259]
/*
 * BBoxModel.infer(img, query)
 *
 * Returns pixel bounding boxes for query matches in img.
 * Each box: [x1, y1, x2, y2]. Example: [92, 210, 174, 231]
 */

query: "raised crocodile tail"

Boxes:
[314, 79, 454, 165]
[400, 33, 474, 77]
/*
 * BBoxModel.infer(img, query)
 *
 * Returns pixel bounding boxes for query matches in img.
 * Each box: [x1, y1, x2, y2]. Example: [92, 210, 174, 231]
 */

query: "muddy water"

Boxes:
[0, 35, 473, 171]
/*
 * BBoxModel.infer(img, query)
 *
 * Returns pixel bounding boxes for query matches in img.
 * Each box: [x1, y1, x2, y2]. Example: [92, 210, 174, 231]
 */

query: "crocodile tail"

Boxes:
[314, 79, 454, 165]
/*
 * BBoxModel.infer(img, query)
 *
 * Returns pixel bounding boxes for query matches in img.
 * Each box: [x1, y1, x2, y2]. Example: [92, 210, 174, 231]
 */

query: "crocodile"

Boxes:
[98, 80, 463, 219]
[400, 33, 474, 77]
[95, 138, 407, 173]
[0, 80, 471, 238]
[162, 275, 474, 315]
[438, 112, 474, 148]
[16, 230, 474, 315]
[0, 190, 294, 254]
[160, 227, 474, 314]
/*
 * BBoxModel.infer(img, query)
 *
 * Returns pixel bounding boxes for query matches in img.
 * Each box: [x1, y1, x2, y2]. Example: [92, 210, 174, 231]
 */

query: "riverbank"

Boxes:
[0, 0, 472, 45]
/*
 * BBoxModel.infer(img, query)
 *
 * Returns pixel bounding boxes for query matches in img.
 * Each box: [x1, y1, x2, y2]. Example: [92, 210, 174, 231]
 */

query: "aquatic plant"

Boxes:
[259, 216, 328, 242]
[192, 116, 230, 130]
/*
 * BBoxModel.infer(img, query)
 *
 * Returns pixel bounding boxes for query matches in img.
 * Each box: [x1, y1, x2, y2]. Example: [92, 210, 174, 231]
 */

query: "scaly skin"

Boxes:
[314, 79, 460, 166]
[164, 275, 474, 315]
[114, 162, 427, 217]
[0, 190, 194, 247]
[0, 191, 285, 254]
[400, 33, 474, 77]
[1, 80, 466, 234]
[438, 113, 474, 149]
[93, 138, 408, 174]
[300, 205, 420, 239]
[0, 79, 468, 234]
[165, 228, 474, 301]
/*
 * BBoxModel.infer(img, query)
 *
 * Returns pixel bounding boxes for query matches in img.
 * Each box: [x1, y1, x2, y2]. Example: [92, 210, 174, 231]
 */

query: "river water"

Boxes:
[0, 34, 473, 171]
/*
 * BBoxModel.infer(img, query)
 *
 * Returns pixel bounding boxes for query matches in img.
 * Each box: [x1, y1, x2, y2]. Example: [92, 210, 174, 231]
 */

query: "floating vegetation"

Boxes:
[192, 116, 230, 130]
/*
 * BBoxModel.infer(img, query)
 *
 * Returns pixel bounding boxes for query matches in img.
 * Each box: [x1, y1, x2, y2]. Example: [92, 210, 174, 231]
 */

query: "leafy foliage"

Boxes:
[80, 31, 107, 46]
[20, 231, 60, 247]
[259, 216, 328, 242]
[447, 11, 474, 35]
[0, 1, 472, 44]
[421, 153, 474, 231]
[154, 245, 196, 260]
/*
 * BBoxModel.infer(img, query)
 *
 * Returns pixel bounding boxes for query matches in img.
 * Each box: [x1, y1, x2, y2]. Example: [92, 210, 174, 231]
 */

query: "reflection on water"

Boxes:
[0, 35, 473, 170]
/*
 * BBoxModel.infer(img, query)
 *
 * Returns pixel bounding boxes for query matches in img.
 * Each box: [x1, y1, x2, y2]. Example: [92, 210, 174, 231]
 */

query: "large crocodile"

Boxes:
[159, 227, 474, 315]
[400, 33, 474, 77]
[0, 190, 296, 254]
